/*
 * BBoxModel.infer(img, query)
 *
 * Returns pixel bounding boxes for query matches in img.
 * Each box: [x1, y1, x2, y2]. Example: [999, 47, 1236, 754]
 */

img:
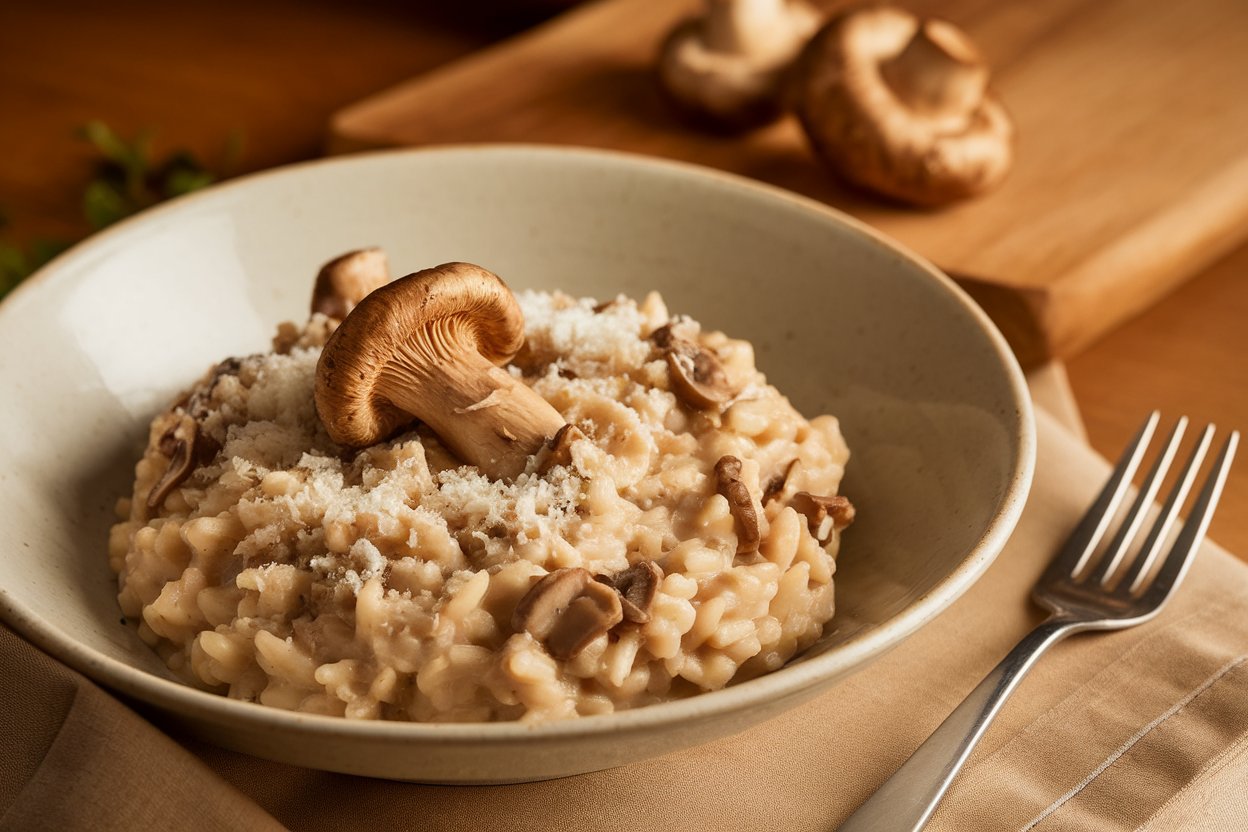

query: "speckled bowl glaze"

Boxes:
[0, 146, 1034, 783]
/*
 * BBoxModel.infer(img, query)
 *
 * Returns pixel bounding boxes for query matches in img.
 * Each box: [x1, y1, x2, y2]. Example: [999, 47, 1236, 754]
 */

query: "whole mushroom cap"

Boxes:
[311, 247, 390, 320]
[658, 0, 821, 130]
[794, 4, 1014, 207]
[316, 262, 528, 450]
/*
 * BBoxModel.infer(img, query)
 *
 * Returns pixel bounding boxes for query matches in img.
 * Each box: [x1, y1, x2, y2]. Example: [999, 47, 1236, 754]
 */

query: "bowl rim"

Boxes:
[0, 143, 1036, 743]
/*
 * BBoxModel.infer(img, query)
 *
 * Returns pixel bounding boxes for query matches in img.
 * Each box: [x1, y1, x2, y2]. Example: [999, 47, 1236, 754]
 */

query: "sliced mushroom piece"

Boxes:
[145, 414, 200, 516]
[183, 357, 244, 420]
[714, 455, 761, 555]
[658, 0, 821, 130]
[652, 324, 738, 410]
[763, 458, 803, 505]
[595, 561, 664, 624]
[794, 5, 1013, 206]
[315, 262, 567, 480]
[536, 423, 585, 475]
[512, 568, 624, 661]
[311, 247, 390, 320]
[592, 296, 623, 314]
[649, 321, 676, 351]
[791, 490, 856, 543]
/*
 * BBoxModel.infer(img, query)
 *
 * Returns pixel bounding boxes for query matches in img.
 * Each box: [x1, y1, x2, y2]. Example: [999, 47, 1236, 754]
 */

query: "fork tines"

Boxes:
[1044, 411, 1239, 598]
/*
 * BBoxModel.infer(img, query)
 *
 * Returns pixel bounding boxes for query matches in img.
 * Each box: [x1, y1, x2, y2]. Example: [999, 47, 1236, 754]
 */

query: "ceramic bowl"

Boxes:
[0, 146, 1034, 783]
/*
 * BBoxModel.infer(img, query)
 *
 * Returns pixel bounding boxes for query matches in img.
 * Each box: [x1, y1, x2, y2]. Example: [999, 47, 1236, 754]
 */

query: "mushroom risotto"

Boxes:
[109, 251, 854, 723]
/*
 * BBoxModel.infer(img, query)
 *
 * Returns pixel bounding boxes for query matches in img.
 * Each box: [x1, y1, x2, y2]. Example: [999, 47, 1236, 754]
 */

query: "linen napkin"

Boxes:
[4, 401, 1246, 831]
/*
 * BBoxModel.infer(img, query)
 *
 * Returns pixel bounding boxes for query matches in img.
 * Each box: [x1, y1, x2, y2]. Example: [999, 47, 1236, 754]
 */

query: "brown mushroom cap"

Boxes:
[314, 262, 566, 479]
[658, 0, 821, 129]
[311, 247, 390, 320]
[794, 4, 1014, 206]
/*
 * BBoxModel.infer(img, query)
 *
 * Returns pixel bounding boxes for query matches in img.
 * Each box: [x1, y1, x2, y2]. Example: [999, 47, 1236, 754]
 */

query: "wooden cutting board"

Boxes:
[328, 0, 1248, 366]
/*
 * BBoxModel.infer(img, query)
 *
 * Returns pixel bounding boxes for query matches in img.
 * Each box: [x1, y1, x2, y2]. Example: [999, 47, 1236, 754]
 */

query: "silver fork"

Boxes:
[839, 412, 1239, 832]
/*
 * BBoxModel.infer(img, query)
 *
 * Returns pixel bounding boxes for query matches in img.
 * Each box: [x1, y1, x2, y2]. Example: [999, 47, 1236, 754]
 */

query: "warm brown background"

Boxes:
[1, 0, 1243, 554]
[328, 0, 1248, 369]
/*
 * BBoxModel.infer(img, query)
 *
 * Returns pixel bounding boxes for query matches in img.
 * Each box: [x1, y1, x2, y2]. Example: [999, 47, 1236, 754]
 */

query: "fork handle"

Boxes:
[838, 616, 1079, 832]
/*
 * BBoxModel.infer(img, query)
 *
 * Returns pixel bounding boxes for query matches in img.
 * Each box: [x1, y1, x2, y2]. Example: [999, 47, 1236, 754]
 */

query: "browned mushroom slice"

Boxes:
[536, 423, 585, 475]
[512, 569, 585, 636]
[546, 581, 624, 661]
[311, 247, 390, 320]
[714, 455, 761, 555]
[791, 490, 856, 543]
[763, 458, 803, 505]
[595, 561, 664, 624]
[512, 568, 624, 661]
[184, 357, 243, 420]
[653, 327, 737, 410]
[649, 322, 679, 349]
[145, 414, 200, 515]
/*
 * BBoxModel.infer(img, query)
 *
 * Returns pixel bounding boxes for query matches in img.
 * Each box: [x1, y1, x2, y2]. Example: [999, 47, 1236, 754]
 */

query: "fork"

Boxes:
[838, 412, 1239, 832]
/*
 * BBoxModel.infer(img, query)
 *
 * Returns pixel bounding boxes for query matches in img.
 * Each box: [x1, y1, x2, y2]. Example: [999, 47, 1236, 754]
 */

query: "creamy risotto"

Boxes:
[110, 257, 853, 723]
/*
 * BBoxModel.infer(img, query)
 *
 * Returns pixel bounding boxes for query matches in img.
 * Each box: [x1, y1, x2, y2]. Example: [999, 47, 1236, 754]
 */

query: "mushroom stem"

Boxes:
[381, 329, 565, 480]
[703, 0, 791, 56]
[880, 20, 988, 118]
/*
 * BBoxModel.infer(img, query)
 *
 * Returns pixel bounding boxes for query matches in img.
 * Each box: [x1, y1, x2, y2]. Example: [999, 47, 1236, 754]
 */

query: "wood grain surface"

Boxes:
[329, 0, 1248, 367]
[2, 0, 1243, 557]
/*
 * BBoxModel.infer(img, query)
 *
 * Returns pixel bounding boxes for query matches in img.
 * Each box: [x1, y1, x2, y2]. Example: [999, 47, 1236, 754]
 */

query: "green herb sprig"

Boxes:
[0, 121, 243, 301]
[78, 120, 244, 229]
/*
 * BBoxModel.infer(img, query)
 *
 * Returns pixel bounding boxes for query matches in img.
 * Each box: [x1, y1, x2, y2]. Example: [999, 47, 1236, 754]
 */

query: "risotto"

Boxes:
[109, 254, 854, 723]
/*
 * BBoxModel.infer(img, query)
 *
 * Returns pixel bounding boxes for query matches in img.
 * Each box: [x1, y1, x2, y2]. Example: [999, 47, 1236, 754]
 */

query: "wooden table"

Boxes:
[2, 0, 1243, 556]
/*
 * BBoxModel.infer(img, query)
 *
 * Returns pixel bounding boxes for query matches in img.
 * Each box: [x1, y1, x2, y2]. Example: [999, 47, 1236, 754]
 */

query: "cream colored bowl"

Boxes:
[0, 146, 1033, 783]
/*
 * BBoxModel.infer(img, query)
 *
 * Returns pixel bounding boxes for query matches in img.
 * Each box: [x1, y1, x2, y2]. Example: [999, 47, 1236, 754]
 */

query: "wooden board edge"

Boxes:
[1044, 154, 1248, 357]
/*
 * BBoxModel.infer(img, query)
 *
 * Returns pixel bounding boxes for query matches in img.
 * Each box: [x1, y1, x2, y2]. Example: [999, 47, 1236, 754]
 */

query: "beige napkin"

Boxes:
[4, 405, 1247, 832]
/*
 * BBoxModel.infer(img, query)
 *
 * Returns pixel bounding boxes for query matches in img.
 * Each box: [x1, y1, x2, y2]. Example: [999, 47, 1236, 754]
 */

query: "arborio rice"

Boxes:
[110, 287, 854, 723]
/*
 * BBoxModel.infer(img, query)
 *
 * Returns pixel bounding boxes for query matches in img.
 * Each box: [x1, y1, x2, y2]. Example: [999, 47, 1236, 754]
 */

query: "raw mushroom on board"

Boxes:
[794, 3, 1014, 206]
[658, 0, 821, 129]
